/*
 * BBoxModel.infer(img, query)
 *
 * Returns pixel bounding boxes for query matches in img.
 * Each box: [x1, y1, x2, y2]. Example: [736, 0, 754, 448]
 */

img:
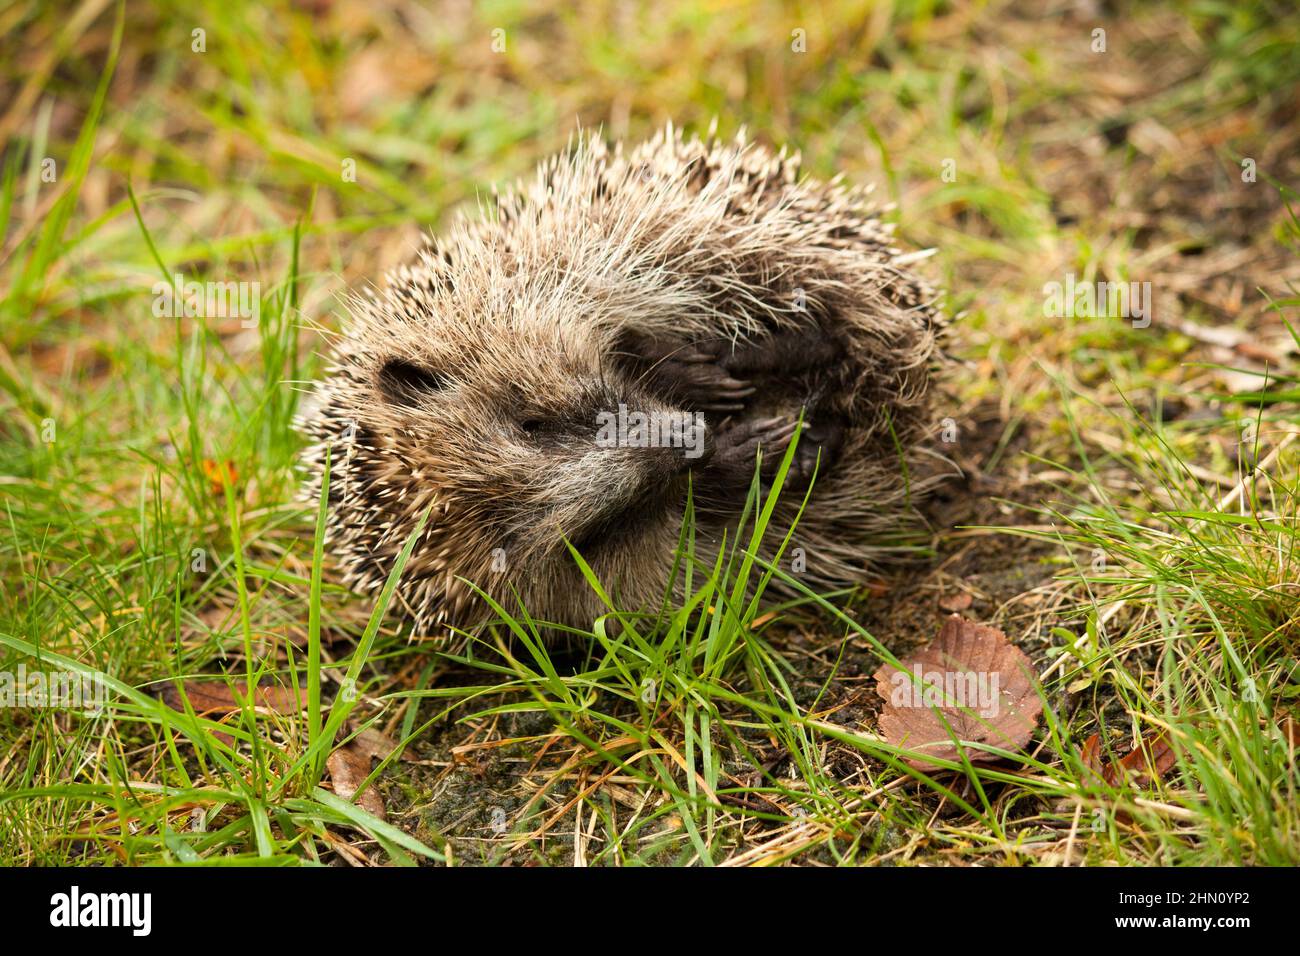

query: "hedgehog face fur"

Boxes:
[298, 124, 946, 640]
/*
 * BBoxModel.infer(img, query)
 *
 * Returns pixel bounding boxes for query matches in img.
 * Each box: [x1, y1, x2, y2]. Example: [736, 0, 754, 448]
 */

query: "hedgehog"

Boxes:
[297, 124, 947, 642]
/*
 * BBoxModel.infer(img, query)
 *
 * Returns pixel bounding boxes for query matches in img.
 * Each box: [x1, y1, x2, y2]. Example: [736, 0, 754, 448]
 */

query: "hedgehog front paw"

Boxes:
[716, 328, 841, 378]
[616, 334, 756, 412]
[701, 415, 806, 495]
[698, 415, 845, 502]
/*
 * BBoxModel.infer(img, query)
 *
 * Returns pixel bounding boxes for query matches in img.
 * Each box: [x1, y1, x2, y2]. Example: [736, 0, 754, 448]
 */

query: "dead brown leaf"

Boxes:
[1080, 732, 1107, 785]
[348, 724, 406, 762]
[160, 680, 306, 716]
[327, 745, 386, 820]
[1111, 733, 1178, 787]
[201, 458, 238, 496]
[938, 590, 973, 612]
[1079, 730, 1179, 787]
[157, 679, 304, 749]
[872, 615, 1043, 771]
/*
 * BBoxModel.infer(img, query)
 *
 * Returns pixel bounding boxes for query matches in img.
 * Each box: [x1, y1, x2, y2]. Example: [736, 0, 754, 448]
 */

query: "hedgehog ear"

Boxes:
[377, 358, 447, 406]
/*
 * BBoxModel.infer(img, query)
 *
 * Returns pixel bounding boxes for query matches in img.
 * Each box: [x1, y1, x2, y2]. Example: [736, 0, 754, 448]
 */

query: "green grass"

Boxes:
[1, 0, 1298, 865]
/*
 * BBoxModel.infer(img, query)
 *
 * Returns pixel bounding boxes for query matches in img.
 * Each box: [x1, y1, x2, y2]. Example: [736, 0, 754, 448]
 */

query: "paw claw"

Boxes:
[619, 335, 757, 413]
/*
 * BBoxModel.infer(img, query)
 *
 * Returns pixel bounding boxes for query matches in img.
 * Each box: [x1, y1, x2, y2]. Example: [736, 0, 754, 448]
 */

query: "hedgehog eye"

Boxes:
[517, 416, 564, 442]
[378, 359, 447, 407]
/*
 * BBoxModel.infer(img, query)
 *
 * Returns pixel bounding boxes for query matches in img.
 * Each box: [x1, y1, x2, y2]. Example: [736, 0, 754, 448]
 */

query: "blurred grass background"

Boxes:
[1, 0, 1299, 865]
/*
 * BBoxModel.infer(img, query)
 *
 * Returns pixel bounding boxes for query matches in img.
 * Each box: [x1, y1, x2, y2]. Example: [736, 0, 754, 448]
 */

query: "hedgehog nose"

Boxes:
[661, 441, 711, 475]
[666, 415, 712, 470]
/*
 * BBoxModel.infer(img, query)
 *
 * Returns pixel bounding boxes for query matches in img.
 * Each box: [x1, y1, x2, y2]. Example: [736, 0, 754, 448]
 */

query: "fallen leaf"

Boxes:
[201, 459, 238, 496]
[938, 590, 973, 612]
[1109, 732, 1178, 787]
[195, 602, 237, 632]
[1080, 732, 1106, 785]
[862, 579, 890, 599]
[348, 724, 407, 762]
[873, 615, 1043, 771]
[160, 680, 306, 716]
[1079, 729, 1179, 787]
[338, 44, 439, 119]
[158, 680, 304, 749]
[327, 745, 386, 820]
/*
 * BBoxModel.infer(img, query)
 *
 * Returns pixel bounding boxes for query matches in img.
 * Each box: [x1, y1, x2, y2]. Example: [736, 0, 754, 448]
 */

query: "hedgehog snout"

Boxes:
[632, 438, 710, 480]
[553, 443, 698, 554]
